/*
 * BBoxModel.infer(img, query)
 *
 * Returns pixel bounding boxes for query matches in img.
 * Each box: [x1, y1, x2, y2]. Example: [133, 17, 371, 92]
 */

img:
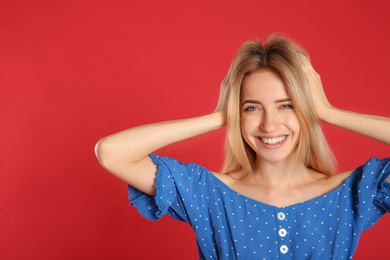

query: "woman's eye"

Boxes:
[281, 104, 294, 109]
[244, 106, 258, 111]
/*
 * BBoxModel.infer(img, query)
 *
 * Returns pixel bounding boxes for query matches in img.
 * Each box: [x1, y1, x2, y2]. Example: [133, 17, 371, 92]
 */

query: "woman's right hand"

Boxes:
[214, 77, 230, 126]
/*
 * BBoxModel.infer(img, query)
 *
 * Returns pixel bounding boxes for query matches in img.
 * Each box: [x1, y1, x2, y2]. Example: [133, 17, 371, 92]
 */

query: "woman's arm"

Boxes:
[321, 108, 390, 145]
[95, 112, 226, 196]
[303, 58, 390, 145]
[95, 80, 229, 196]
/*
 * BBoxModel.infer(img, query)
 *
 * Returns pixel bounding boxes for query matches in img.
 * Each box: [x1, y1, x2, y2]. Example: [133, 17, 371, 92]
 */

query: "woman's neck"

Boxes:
[249, 156, 315, 189]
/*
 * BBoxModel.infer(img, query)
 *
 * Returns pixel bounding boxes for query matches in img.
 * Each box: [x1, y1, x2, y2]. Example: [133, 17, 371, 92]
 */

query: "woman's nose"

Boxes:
[260, 112, 278, 132]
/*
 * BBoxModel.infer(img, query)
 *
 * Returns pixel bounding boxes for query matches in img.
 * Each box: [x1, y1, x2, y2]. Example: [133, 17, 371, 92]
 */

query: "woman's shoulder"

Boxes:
[325, 169, 355, 187]
[211, 170, 250, 189]
[213, 168, 355, 190]
[327, 157, 390, 187]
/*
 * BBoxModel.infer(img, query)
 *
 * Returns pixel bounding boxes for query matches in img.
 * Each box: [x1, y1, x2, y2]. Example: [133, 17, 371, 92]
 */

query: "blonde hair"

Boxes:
[221, 33, 336, 176]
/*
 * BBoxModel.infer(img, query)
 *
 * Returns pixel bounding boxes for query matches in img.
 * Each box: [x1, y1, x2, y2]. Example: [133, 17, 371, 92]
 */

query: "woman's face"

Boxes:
[240, 70, 301, 164]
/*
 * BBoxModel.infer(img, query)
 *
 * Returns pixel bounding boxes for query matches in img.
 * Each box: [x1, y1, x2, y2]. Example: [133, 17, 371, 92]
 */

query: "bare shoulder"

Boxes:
[212, 170, 246, 187]
[296, 168, 357, 205]
[323, 169, 355, 189]
[212, 171, 233, 185]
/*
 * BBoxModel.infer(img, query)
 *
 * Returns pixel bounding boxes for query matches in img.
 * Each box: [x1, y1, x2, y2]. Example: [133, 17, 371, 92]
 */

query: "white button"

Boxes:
[278, 228, 287, 237]
[280, 245, 288, 254]
[277, 212, 286, 220]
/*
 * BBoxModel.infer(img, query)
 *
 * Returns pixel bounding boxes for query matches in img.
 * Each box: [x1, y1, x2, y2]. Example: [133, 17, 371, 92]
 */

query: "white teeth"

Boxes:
[261, 136, 287, 145]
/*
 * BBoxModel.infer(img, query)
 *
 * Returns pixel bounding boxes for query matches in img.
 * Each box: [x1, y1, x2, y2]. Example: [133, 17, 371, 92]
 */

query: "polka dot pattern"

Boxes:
[128, 155, 390, 259]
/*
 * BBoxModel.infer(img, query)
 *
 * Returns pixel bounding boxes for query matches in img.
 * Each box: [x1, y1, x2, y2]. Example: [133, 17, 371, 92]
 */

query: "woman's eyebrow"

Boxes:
[241, 100, 261, 106]
[241, 98, 291, 106]
[275, 98, 291, 103]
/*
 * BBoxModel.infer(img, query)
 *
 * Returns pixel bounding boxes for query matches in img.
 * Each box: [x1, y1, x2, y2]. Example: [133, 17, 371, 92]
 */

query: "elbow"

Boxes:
[94, 138, 102, 163]
[95, 137, 114, 170]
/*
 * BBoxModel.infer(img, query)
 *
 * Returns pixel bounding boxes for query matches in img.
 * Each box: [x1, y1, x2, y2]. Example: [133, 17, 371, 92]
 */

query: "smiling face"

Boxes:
[240, 70, 301, 164]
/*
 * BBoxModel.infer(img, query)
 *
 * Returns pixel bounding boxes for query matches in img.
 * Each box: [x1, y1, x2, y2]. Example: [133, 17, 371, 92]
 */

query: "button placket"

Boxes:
[276, 211, 289, 257]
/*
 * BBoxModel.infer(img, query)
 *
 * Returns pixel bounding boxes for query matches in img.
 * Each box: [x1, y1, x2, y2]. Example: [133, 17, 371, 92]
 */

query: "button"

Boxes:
[278, 228, 287, 237]
[280, 245, 288, 254]
[277, 212, 286, 220]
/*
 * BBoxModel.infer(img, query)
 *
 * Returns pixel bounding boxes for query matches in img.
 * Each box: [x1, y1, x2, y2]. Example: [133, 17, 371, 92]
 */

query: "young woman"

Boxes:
[95, 34, 390, 259]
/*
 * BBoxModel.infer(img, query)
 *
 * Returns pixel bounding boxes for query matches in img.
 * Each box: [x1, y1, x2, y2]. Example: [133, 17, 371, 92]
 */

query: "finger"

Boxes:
[299, 55, 312, 72]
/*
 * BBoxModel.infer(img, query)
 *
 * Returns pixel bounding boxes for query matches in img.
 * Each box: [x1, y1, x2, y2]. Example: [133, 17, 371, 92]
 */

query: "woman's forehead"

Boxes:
[241, 70, 289, 101]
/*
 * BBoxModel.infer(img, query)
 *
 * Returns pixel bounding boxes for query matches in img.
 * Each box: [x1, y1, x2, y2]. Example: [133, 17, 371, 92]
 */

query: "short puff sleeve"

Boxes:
[127, 154, 209, 223]
[351, 157, 390, 230]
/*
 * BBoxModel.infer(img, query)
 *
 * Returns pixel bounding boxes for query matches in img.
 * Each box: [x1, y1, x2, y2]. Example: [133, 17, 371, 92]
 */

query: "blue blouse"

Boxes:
[128, 154, 390, 259]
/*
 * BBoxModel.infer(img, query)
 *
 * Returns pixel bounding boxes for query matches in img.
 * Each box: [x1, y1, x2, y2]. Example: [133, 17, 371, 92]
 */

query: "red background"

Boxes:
[1, 1, 389, 259]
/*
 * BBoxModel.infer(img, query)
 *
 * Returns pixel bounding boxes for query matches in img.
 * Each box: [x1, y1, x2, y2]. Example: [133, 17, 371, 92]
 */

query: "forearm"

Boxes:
[96, 111, 225, 167]
[322, 107, 390, 145]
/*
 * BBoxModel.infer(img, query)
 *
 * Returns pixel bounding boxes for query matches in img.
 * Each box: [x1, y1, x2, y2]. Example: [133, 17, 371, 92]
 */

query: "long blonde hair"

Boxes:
[221, 34, 336, 176]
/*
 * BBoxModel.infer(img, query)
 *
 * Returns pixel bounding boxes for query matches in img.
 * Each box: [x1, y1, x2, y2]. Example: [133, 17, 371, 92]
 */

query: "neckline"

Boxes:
[203, 167, 357, 210]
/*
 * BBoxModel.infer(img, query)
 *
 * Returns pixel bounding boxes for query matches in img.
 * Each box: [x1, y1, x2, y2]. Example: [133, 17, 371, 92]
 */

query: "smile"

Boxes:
[259, 135, 287, 145]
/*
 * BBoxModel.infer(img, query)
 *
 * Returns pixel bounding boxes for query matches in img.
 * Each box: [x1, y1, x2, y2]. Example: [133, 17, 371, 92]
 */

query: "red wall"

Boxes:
[1, 1, 389, 259]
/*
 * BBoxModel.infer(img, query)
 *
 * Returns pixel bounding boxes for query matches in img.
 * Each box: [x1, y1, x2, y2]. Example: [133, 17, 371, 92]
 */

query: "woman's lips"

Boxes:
[258, 135, 288, 149]
[259, 135, 287, 144]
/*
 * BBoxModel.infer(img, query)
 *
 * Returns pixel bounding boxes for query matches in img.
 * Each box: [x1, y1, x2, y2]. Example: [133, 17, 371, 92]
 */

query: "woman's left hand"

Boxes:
[301, 56, 390, 147]
[301, 56, 333, 121]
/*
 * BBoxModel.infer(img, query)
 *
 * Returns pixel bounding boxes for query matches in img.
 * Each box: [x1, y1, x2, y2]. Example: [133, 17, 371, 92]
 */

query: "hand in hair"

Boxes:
[214, 77, 229, 126]
[302, 57, 390, 148]
[301, 56, 333, 121]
